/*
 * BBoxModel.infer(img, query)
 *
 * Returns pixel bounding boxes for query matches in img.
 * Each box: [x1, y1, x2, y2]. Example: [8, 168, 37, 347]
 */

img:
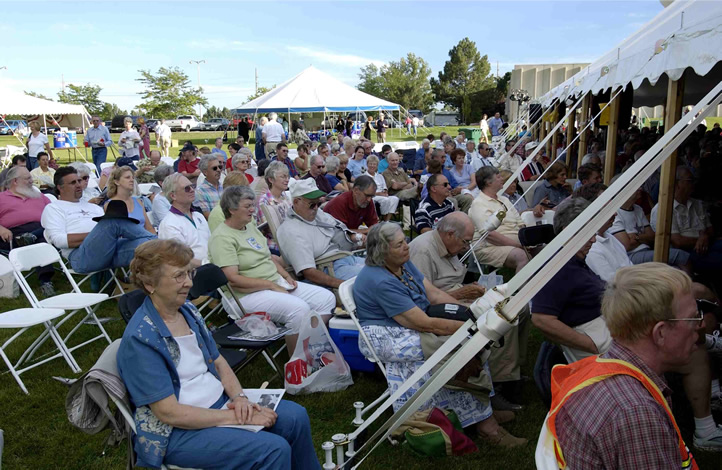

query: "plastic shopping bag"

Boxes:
[284, 312, 353, 395]
[235, 312, 278, 337]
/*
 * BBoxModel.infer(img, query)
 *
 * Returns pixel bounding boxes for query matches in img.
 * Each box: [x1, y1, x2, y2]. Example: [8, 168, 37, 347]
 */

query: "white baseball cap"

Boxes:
[289, 178, 326, 199]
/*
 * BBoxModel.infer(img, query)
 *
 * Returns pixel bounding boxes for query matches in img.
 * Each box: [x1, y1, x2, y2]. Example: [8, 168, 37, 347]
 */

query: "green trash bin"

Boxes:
[458, 127, 482, 143]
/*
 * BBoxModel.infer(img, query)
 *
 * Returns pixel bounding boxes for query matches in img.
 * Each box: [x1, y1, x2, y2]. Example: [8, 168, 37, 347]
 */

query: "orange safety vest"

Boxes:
[546, 355, 698, 470]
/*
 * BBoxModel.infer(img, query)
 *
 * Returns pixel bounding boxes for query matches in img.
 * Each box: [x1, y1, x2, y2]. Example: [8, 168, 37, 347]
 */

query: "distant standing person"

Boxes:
[155, 119, 172, 158]
[345, 115, 354, 138]
[363, 116, 372, 140]
[84, 116, 112, 173]
[262, 113, 287, 158]
[137, 117, 151, 159]
[488, 112, 503, 138]
[26, 121, 54, 170]
[412, 115, 419, 137]
[335, 116, 345, 135]
[405, 115, 412, 135]
[376, 113, 387, 143]
[238, 115, 250, 142]
[255, 116, 268, 161]
[479, 114, 489, 143]
[119, 117, 141, 160]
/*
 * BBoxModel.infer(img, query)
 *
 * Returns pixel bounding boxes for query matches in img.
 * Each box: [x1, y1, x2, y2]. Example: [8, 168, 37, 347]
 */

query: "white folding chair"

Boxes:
[44, 193, 58, 203]
[521, 209, 555, 227]
[160, 156, 175, 167]
[0, 256, 81, 394]
[9, 243, 111, 368]
[100, 162, 114, 172]
[137, 183, 156, 195]
[338, 278, 390, 421]
[83, 162, 100, 180]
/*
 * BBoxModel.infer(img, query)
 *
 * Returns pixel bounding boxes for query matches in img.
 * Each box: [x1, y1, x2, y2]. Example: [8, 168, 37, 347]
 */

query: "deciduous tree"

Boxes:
[136, 66, 207, 118]
[246, 85, 276, 103]
[357, 54, 434, 113]
[58, 83, 105, 115]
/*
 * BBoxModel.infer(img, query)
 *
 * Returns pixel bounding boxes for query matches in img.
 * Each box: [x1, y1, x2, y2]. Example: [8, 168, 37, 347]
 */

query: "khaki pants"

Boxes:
[452, 193, 473, 213]
[488, 305, 530, 383]
[160, 135, 171, 157]
[393, 186, 418, 201]
[265, 141, 281, 158]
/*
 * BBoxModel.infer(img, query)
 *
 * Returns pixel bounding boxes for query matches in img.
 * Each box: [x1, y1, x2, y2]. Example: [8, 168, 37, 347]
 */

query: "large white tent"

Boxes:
[0, 86, 91, 130]
[540, 0, 722, 107]
[231, 66, 400, 114]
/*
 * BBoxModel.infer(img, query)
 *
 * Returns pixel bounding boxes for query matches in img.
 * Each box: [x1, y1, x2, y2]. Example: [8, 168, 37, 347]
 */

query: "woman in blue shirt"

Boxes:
[346, 145, 368, 180]
[117, 239, 320, 470]
[352, 223, 527, 448]
[531, 161, 572, 207]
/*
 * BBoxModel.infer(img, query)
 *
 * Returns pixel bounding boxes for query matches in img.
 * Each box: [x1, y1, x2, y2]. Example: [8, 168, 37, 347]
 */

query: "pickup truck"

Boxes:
[165, 115, 202, 132]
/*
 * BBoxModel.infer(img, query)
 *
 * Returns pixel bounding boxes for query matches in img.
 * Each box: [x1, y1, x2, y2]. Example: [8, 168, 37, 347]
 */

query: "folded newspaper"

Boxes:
[227, 326, 290, 342]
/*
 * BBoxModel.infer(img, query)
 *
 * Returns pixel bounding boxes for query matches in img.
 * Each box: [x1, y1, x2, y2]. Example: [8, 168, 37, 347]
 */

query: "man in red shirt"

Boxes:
[178, 143, 201, 185]
[0, 166, 55, 295]
[323, 175, 378, 233]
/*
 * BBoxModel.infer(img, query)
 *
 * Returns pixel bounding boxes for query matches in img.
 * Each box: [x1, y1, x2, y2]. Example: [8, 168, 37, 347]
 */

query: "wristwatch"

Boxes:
[231, 392, 248, 401]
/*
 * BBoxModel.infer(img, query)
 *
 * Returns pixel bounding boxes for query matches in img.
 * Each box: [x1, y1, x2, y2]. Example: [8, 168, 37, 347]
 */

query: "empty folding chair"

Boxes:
[8, 243, 111, 368]
[0, 255, 80, 394]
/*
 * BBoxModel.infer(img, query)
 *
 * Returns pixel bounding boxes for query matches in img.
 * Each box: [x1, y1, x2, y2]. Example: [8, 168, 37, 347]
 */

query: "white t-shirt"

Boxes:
[28, 133, 49, 158]
[412, 117, 419, 126]
[158, 209, 211, 263]
[370, 172, 387, 192]
[262, 121, 285, 142]
[610, 205, 649, 253]
[175, 331, 224, 408]
[156, 123, 171, 138]
[41, 199, 104, 258]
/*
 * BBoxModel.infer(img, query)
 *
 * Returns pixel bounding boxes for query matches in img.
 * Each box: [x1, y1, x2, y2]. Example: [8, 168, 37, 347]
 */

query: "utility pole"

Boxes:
[255, 68, 258, 95]
[189, 59, 206, 120]
[61, 73, 65, 93]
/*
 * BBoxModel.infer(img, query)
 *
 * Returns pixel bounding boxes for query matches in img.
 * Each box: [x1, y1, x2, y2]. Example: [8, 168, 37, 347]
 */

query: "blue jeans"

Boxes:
[332, 255, 365, 280]
[91, 147, 108, 174]
[164, 398, 321, 470]
[26, 156, 38, 171]
[68, 218, 156, 273]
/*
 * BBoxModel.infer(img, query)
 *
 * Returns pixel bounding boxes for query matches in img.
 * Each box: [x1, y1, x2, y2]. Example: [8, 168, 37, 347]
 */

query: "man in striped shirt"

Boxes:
[415, 173, 455, 234]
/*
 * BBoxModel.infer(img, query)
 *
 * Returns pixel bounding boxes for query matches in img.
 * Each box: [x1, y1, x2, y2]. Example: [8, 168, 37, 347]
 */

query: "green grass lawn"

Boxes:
[0, 126, 719, 468]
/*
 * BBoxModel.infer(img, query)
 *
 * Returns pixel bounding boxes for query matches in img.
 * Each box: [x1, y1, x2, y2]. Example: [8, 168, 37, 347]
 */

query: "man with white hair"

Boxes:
[409, 212, 486, 301]
[262, 112, 287, 158]
[277, 179, 366, 289]
[543, 264, 718, 468]
[0, 166, 55, 295]
[195, 154, 224, 219]
[155, 119, 172, 158]
[211, 137, 227, 160]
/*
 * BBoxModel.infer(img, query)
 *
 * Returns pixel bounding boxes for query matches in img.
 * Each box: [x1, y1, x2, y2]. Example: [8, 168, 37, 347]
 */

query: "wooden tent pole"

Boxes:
[654, 76, 685, 263]
[603, 89, 621, 184]
[565, 101, 576, 169]
[578, 94, 591, 173]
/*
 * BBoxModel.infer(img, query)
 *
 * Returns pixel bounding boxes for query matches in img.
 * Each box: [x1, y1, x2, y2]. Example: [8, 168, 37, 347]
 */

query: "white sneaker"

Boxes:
[694, 424, 722, 452]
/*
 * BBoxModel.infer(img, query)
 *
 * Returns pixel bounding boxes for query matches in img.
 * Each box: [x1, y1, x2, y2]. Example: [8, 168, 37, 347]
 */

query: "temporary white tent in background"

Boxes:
[540, 0, 722, 107]
[0, 87, 91, 131]
[231, 66, 400, 114]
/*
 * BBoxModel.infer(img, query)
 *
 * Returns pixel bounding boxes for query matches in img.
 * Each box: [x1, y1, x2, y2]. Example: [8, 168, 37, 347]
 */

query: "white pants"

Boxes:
[561, 316, 613, 363]
[373, 195, 399, 215]
[223, 280, 336, 334]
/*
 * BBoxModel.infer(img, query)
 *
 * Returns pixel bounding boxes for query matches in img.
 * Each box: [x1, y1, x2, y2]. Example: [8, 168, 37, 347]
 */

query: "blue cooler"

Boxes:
[328, 316, 375, 372]
[53, 131, 68, 148]
[66, 130, 78, 147]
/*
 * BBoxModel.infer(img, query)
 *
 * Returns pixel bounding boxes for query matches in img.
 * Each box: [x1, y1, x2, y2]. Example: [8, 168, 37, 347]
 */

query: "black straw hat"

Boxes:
[92, 200, 140, 224]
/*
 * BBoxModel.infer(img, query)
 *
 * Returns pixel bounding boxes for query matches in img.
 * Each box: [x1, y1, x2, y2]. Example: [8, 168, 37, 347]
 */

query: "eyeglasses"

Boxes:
[306, 200, 322, 209]
[665, 310, 704, 326]
[210, 165, 221, 171]
[315, 164, 326, 168]
[434, 182, 451, 187]
[169, 268, 196, 283]
[183, 184, 196, 193]
[455, 234, 473, 247]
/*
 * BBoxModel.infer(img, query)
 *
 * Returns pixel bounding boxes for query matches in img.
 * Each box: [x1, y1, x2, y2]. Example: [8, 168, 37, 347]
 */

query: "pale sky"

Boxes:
[0, 0, 664, 113]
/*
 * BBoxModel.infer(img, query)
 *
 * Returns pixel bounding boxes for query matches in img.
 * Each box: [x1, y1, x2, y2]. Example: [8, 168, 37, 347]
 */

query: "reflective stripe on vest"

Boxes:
[547, 356, 698, 470]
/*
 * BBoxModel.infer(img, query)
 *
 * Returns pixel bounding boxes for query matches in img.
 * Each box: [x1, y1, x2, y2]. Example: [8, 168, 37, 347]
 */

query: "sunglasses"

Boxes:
[81, 175, 90, 181]
[210, 166, 221, 171]
[306, 200, 322, 209]
[434, 182, 450, 187]
[183, 184, 196, 193]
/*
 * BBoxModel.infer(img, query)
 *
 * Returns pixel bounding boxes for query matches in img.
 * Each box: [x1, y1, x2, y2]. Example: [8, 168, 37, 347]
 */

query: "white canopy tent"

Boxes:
[540, 0, 722, 108]
[231, 66, 401, 114]
[0, 87, 91, 131]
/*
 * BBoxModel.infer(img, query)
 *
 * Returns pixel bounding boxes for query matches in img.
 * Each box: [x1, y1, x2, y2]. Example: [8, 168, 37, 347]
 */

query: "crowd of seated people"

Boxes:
[12, 114, 721, 470]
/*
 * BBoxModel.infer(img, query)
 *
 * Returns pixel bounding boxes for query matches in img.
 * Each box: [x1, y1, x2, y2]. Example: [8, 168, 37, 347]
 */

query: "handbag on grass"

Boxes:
[390, 407, 478, 457]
